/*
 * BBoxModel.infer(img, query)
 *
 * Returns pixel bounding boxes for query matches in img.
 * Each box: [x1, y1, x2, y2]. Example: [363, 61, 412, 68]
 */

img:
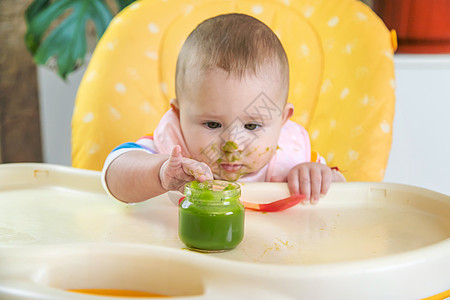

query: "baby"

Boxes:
[102, 13, 345, 204]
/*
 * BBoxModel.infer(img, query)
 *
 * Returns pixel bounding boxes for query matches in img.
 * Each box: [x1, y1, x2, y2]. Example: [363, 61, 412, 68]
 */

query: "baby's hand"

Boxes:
[159, 145, 214, 192]
[287, 162, 346, 205]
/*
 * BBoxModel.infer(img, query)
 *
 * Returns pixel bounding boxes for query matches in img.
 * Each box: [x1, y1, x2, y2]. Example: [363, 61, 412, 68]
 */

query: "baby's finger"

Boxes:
[310, 167, 322, 205]
[166, 145, 183, 170]
[200, 162, 214, 181]
[321, 167, 332, 195]
[196, 163, 214, 182]
[182, 160, 213, 182]
[299, 166, 311, 203]
[287, 169, 300, 196]
[332, 169, 347, 182]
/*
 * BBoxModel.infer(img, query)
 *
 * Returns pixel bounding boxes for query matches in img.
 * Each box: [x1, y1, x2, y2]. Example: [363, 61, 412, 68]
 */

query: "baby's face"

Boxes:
[176, 68, 292, 181]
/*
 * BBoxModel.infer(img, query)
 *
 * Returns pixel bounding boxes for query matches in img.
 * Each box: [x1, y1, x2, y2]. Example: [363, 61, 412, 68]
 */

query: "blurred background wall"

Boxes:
[0, 0, 42, 163]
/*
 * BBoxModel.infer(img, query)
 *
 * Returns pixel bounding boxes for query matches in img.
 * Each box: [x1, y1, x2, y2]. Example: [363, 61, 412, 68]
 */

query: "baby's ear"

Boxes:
[281, 102, 294, 125]
[170, 98, 180, 118]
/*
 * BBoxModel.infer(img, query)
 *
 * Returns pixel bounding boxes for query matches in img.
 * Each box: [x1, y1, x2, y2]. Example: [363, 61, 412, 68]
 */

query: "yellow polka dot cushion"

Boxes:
[72, 0, 396, 182]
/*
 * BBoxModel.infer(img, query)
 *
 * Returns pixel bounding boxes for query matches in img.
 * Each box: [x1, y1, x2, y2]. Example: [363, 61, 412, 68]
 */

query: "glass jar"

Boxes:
[179, 180, 245, 252]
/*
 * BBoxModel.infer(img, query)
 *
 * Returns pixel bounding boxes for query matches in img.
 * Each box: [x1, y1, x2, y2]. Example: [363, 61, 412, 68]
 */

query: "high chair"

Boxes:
[72, 0, 396, 182]
[4, 5, 450, 297]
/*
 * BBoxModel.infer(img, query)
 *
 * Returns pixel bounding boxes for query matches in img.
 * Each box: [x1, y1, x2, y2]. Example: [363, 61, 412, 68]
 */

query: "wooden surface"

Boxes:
[0, 1, 42, 163]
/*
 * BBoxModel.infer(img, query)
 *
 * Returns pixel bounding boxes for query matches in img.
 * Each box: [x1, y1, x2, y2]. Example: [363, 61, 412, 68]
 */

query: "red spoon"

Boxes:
[178, 194, 305, 212]
[241, 194, 305, 212]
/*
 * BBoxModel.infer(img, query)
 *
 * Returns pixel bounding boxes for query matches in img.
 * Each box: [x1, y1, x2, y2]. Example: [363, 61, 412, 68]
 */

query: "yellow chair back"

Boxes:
[72, 0, 396, 181]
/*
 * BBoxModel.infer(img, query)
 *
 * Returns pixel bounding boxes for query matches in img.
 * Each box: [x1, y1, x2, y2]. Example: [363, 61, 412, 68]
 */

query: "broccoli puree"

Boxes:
[222, 141, 238, 152]
[179, 181, 244, 252]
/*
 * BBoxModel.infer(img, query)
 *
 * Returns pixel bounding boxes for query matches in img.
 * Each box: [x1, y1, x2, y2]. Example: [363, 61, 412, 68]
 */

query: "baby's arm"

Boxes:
[287, 162, 345, 205]
[105, 145, 213, 203]
[105, 151, 169, 203]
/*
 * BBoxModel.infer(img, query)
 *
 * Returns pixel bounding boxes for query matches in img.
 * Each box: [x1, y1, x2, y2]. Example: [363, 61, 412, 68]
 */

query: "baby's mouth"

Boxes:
[220, 163, 243, 173]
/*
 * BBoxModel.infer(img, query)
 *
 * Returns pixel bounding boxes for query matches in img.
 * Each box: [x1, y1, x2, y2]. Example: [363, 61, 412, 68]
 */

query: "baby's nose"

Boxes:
[221, 140, 239, 153]
[221, 140, 243, 162]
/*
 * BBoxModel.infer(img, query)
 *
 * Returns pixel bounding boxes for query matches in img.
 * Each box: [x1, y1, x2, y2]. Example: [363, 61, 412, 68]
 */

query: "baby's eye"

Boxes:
[204, 121, 222, 129]
[244, 123, 261, 131]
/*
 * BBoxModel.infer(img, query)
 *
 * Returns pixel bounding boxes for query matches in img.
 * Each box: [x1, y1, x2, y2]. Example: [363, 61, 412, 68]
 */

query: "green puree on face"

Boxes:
[221, 141, 238, 152]
[179, 181, 244, 252]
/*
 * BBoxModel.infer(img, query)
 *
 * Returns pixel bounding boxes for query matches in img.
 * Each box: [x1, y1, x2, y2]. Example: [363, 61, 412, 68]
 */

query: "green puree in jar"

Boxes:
[179, 181, 244, 252]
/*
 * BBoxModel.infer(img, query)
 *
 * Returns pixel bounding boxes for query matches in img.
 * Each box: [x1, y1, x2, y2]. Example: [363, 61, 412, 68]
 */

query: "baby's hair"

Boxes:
[175, 13, 289, 100]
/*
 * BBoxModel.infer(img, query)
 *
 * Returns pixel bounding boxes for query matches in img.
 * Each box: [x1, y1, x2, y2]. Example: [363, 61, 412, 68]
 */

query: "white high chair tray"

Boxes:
[0, 163, 448, 299]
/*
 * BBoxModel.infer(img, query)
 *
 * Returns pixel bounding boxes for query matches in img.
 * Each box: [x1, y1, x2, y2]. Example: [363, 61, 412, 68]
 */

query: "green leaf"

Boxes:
[25, 0, 57, 54]
[25, 0, 50, 24]
[25, 0, 114, 79]
[116, 0, 136, 11]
